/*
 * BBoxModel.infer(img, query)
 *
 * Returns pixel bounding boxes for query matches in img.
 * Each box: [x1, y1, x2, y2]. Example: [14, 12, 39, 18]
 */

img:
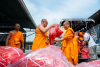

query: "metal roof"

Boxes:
[60, 19, 95, 31]
[0, 0, 36, 32]
[89, 9, 100, 26]
[60, 9, 100, 31]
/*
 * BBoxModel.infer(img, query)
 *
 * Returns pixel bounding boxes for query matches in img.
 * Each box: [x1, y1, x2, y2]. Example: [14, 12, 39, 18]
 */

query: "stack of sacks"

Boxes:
[78, 40, 82, 48]
[0, 46, 24, 67]
[75, 60, 100, 67]
[49, 24, 63, 45]
[7, 45, 74, 67]
[81, 47, 89, 59]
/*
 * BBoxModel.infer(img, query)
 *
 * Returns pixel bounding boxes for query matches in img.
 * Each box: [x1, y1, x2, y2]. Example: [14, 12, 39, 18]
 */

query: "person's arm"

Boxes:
[20, 34, 24, 52]
[38, 24, 55, 33]
[77, 37, 84, 42]
[6, 31, 12, 46]
[80, 33, 89, 50]
[52, 38, 65, 44]
[80, 41, 87, 50]
[22, 42, 24, 52]
[56, 38, 65, 42]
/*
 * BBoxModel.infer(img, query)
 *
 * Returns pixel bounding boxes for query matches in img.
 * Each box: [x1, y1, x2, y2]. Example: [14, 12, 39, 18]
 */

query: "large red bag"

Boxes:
[0, 46, 24, 67]
[81, 47, 89, 59]
[56, 29, 63, 37]
[7, 45, 74, 67]
[78, 40, 82, 48]
[49, 24, 63, 45]
[75, 60, 100, 67]
[10, 55, 26, 64]
[49, 27, 56, 45]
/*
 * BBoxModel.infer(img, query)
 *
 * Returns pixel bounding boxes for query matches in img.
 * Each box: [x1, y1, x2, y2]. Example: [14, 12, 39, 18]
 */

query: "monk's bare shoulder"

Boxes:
[38, 24, 42, 27]
[9, 30, 14, 34]
[38, 24, 44, 29]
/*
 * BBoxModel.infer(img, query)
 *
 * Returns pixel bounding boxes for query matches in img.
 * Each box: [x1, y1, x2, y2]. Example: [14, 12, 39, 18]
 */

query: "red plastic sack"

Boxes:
[81, 47, 88, 53]
[55, 24, 59, 32]
[56, 29, 63, 37]
[49, 27, 56, 45]
[0, 46, 24, 67]
[81, 47, 89, 59]
[7, 45, 74, 67]
[49, 24, 63, 45]
[10, 55, 26, 64]
[78, 40, 82, 48]
[75, 60, 100, 67]
[81, 54, 89, 59]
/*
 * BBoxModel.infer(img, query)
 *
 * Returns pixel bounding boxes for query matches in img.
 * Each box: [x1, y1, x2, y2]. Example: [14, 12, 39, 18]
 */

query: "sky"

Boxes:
[23, 0, 100, 41]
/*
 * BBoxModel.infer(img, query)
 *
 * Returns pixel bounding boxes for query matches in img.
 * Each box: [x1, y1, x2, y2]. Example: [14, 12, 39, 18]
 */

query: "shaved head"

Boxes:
[41, 19, 48, 23]
[63, 21, 70, 30]
[64, 21, 70, 25]
[75, 31, 79, 34]
[41, 19, 48, 27]
[75, 31, 79, 36]
[15, 23, 20, 31]
[15, 23, 20, 26]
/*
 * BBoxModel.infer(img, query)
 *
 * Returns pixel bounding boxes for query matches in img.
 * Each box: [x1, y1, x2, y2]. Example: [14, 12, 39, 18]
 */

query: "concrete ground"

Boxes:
[25, 50, 31, 53]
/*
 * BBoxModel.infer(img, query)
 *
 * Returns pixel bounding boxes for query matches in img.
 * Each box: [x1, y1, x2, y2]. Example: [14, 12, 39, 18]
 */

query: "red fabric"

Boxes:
[10, 55, 26, 64]
[75, 60, 100, 67]
[55, 24, 59, 32]
[78, 40, 82, 48]
[56, 29, 63, 37]
[49, 23, 63, 45]
[81, 47, 89, 59]
[0, 46, 24, 66]
[49, 27, 56, 45]
[7, 45, 74, 67]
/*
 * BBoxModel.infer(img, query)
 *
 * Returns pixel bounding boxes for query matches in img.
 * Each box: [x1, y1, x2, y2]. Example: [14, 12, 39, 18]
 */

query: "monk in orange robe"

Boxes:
[79, 32, 85, 43]
[52, 21, 74, 64]
[31, 19, 55, 51]
[6, 23, 24, 51]
[73, 31, 81, 65]
[79, 32, 84, 40]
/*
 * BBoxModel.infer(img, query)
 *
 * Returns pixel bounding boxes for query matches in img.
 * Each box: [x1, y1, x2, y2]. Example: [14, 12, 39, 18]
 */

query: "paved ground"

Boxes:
[25, 50, 31, 53]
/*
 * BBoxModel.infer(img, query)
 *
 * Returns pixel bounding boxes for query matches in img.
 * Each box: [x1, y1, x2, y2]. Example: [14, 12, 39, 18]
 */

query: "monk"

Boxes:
[31, 19, 55, 51]
[6, 23, 24, 51]
[52, 21, 74, 64]
[78, 32, 85, 46]
[79, 32, 84, 40]
[73, 31, 81, 65]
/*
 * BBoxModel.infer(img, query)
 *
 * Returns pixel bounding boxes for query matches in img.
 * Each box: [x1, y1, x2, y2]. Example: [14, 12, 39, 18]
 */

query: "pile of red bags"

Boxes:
[49, 24, 63, 45]
[75, 60, 100, 67]
[81, 47, 89, 59]
[7, 45, 74, 67]
[78, 40, 82, 48]
[0, 46, 24, 67]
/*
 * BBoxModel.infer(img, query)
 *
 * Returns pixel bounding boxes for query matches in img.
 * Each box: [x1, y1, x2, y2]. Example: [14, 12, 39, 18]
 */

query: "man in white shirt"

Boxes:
[81, 29, 97, 60]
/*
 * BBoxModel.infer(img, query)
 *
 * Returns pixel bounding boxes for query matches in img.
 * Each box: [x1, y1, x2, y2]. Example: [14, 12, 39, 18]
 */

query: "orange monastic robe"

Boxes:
[79, 32, 85, 43]
[8, 31, 24, 49]
[31, 29, 48, 51]
[79, 32, 83, 40]
[73, 36, 81, 65]
[61, 27, 74, 64]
